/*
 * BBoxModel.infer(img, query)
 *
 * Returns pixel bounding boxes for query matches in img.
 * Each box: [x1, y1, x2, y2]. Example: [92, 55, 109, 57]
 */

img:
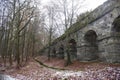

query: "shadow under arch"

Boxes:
[84, 30, 97, 46]
[112, 15, 120, 33]
[69, 39, 76, 45]
[82, 30, 98, 61]
[67, 38, 77, 60]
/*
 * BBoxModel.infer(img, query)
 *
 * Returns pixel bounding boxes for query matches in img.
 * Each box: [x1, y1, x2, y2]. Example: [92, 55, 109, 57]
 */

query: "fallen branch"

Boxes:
[34, 58, 67, 71]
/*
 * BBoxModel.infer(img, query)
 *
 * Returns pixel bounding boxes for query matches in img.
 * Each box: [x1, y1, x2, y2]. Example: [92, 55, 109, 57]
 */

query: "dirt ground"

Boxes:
[1, 56, 120, 80]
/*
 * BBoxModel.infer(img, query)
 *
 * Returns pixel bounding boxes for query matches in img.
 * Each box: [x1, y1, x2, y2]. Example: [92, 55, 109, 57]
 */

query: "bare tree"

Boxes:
[0, 0, 42, 68]
[47, 0, 85, 66]
[42, 4, 59, 60]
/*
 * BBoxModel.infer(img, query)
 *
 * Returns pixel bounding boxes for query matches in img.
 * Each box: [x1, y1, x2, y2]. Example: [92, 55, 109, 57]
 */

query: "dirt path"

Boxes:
[1, 56, 120, 80]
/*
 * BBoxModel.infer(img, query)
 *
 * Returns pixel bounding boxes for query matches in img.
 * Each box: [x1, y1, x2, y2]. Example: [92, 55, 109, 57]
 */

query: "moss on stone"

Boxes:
[40, 12, 96, 52]
[64, 12, 96, 36]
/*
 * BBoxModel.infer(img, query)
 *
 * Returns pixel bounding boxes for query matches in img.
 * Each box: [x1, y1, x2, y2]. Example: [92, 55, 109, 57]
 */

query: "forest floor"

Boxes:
[0, 56, 120, 80]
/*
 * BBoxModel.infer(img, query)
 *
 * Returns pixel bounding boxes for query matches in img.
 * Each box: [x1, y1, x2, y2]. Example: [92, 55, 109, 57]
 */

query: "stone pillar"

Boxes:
[78, 42, 98, 61]
[105, 35, 120, 63]
[98, 36, 108, 61]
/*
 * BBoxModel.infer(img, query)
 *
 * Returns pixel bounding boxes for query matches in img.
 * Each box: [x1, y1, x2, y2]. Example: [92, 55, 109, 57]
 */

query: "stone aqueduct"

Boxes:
[42, 0, 120, 63]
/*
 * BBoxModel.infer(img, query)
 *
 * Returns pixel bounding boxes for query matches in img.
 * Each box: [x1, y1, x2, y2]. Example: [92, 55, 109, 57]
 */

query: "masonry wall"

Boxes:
[42, 0, 120, 63]
[73, 0, 120, 62]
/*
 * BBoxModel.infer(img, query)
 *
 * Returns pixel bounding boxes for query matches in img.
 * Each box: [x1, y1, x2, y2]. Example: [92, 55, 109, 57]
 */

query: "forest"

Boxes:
[0, 0, 89, 68]
[0, 0, 120, 80]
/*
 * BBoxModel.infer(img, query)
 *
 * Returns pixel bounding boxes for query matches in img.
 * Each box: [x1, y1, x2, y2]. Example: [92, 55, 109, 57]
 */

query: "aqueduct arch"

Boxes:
[79, 30, 98, 61]
[84, 30, 98, 46]
[112, 15, 120, 32]
[68, 39, 77, 60]
[42, 0, 120, 63]
[104, 15, 120, 63]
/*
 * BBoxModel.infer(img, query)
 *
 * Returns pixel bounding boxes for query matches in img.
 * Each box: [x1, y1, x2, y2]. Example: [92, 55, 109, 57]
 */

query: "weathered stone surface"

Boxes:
[42, 0, 120, 63]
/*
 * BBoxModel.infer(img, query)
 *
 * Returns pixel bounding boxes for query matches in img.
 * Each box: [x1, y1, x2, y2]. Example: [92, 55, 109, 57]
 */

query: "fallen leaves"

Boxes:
[2, 56, 120, 80]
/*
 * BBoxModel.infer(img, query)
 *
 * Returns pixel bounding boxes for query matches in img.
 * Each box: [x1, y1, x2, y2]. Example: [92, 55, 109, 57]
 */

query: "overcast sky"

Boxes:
[41, 0, 108, 13]
[39, 0, 108, 36]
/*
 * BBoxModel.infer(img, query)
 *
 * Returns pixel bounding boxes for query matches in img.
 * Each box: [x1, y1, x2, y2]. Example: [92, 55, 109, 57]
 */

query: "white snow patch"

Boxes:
[53, 70, 84, 77]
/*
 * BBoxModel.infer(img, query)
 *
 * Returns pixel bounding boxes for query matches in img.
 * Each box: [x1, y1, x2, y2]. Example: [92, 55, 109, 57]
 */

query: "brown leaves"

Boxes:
[4, 56, 120, 80]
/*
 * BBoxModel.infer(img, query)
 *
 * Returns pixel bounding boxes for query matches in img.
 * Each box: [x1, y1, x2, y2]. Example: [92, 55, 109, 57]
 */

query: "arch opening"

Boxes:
[83, 30, 98, 60]
[84, 30, 97, 46]
[68, 39, 77, 60]
[58, 44, 64, 59]
[112, 15, 120, 32]
[69, 39, 76, 45]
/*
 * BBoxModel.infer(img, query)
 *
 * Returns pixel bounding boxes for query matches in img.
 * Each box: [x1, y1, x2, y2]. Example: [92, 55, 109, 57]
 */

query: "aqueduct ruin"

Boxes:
[42, 0, 120, 63]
